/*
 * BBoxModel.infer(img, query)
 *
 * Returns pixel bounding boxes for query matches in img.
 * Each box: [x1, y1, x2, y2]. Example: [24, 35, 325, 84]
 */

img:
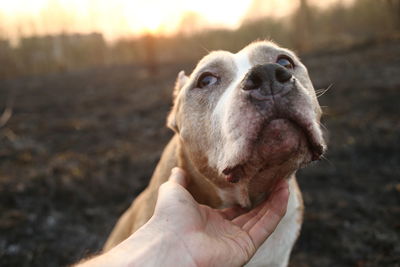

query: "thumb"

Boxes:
[168, 167, 187, 188]
[154, 167, 192, 214]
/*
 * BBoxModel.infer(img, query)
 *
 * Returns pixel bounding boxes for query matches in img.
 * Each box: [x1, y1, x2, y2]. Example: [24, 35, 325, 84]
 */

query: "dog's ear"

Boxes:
[173, 70, 189, 98]
[167, 70, 189, 132]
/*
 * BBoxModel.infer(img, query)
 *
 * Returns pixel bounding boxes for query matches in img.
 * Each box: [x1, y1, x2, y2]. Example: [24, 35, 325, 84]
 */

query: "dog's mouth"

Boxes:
[222, 116, 325, 184]
[286, 116, 325, 161]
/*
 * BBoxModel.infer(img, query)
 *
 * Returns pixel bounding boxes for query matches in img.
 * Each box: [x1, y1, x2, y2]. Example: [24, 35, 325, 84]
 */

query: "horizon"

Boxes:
[0, 0, 354, 45]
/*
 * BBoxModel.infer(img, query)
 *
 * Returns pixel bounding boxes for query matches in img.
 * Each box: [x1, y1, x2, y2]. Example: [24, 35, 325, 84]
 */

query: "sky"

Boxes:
[0, 0, 354, 43]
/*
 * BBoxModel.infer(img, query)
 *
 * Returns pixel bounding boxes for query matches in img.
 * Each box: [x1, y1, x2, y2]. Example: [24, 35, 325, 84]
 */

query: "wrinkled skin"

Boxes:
[168, 41, 326, 207]
[104, 42, 326, 265]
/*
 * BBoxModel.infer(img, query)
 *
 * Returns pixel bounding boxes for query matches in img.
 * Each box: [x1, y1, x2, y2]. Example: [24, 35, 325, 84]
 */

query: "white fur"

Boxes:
[211, 49, 303, 266]
[217, 177, 302, 267]
[210, 50, 254, 174]
[213, 51, 252, 119]
[216, 182, 251, 208]
[245, 178, 302, 267]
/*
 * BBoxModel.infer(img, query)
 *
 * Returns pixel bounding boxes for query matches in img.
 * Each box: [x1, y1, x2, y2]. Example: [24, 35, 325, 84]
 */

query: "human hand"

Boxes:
[147, 167, 290, 266]
[78, 167, 289, 267]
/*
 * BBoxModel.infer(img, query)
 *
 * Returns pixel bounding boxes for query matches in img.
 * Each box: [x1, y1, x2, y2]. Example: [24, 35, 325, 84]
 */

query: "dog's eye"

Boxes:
[197, 73, 218, 88]
[277, 55, 295, 69]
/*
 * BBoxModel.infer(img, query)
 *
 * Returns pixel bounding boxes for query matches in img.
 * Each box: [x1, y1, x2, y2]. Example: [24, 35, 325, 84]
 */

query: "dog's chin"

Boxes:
[222, 119, 311, 186]
[255, 119, 309, 165]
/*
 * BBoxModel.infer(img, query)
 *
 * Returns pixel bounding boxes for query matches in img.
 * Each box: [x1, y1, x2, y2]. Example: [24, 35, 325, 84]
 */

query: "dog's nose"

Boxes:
[242, 64, 292, 96]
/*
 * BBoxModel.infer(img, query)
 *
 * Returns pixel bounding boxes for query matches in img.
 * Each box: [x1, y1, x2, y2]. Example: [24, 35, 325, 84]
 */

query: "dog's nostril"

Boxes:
[243, 74, 262, 91]
[275, 67, 292, 83]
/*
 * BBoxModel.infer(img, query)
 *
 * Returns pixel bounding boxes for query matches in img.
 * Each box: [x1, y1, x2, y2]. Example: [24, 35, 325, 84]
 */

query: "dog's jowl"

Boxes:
[104, 41, 326, 267]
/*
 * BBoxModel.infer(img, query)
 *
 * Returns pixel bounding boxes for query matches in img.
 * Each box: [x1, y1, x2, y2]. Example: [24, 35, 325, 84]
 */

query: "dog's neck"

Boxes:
[175, 136, 287, 209]
[177, 139, 223, 208]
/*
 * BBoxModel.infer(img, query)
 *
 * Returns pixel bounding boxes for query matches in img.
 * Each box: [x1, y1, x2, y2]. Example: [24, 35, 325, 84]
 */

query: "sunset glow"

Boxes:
[0, 0, 355, 43]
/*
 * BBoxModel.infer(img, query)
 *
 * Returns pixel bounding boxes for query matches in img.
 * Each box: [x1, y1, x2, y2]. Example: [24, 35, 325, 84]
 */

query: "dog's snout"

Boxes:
[242, 64, 292, 98]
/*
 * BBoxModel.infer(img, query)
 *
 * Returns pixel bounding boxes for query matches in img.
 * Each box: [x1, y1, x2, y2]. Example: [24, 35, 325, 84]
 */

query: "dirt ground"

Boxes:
[0, 39, 399, 267]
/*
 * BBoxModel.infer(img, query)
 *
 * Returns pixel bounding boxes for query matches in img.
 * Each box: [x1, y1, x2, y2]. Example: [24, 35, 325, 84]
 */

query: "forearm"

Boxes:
[77, 221, 196, 267]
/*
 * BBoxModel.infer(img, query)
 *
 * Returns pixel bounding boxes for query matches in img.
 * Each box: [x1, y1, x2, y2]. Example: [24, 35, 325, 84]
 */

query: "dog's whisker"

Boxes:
[105, 41, 328, 265]
[318, 121, 328, 132]
[316, 83, 333, 98]
[198, 43, 211, 54]
[320, 105, 329, 112]
[320, 154, 334, 166]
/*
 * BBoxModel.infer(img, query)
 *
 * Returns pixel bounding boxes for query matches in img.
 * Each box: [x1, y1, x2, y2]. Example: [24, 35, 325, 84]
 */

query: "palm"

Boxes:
[154, 175, 288, 266]
[191, 205, 256, 265]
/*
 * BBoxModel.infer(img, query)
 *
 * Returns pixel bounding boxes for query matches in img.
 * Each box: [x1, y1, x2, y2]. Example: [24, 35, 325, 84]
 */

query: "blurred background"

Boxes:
[0, 0, 399, 266]
[0, 0, 399, 77]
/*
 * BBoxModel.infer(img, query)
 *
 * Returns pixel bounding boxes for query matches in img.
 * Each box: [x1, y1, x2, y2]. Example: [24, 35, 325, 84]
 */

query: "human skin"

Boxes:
[78, 168, 289, 267]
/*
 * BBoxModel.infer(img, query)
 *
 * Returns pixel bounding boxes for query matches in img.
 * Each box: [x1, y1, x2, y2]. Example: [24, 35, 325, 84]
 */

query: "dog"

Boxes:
[103, 41, 326, 266]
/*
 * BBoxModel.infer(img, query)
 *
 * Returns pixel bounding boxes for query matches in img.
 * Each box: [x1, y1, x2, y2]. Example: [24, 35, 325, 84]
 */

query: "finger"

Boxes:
[242, 179, 289, 232]
[155, 168, 194, 214]
[272, 178, 289, 193]
[168, 167, 187, 188]
[232, 179, 288, 227]
[219, 205, 247, 220]
[248, 182, 289, 249]
[236, 179, 288, 229]
[157, 167, 189, 201]
[232, 200, 265, 227]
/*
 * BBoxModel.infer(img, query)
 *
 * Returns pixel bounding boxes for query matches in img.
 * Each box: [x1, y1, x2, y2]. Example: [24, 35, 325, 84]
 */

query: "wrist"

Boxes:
[137, 220, 197, 267]
[111, 220, 197, 267]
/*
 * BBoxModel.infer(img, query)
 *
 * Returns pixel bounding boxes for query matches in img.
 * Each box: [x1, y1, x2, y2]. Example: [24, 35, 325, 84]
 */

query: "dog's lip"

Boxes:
[286, 116, 325, 161]
[222, 165, 245, 183]
[302, 125, 325, 161]
[222, 116, 325, 183]
[255, 115, 325, 162]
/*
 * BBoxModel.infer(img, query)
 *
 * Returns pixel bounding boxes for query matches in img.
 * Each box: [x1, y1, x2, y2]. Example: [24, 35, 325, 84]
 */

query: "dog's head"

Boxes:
[168, 41, 326, 207]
